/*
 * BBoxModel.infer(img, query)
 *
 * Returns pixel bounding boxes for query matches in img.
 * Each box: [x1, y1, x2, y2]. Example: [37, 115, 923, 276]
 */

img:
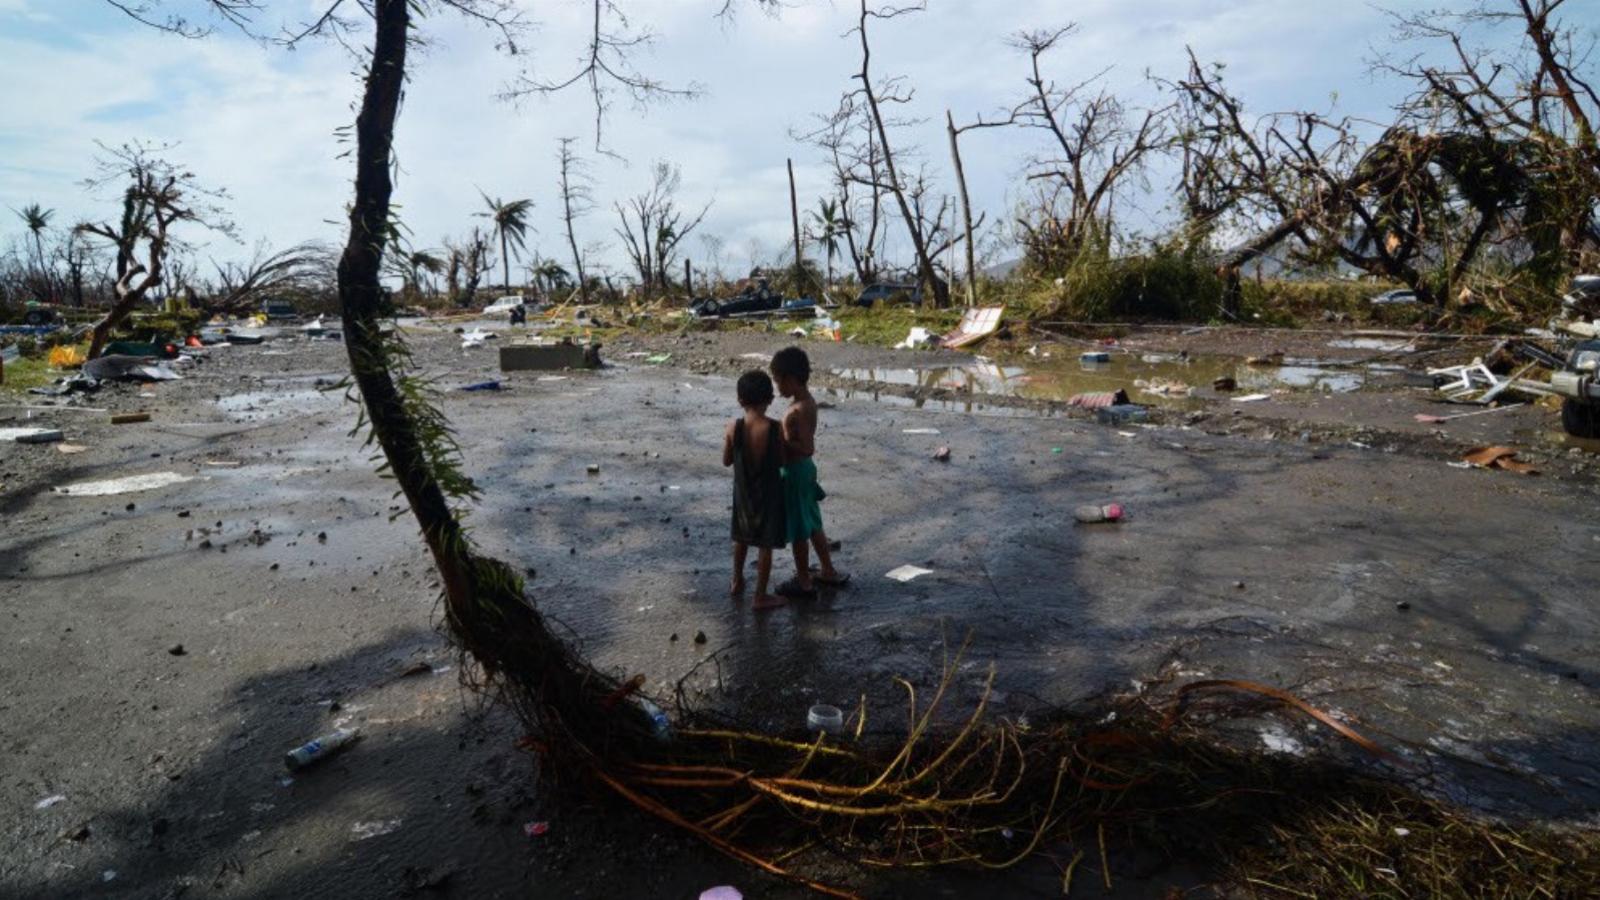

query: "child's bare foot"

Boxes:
[813, 568, 851, 587]
[752, 593, 787, 610]
[730, 577, 745, 599]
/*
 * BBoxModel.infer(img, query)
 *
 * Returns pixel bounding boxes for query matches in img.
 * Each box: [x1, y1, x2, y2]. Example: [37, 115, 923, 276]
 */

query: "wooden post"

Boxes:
[947, 111, 978, 307]
[685, 258, 693, 296]
[788, 158, 804, 289]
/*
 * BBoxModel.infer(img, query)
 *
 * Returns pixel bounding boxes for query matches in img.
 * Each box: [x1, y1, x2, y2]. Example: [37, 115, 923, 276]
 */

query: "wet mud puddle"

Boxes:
[833, 351, 1402, 411]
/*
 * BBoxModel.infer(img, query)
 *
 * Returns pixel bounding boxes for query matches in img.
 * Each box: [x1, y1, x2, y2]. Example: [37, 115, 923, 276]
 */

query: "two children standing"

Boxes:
[722, 346, 849, 609]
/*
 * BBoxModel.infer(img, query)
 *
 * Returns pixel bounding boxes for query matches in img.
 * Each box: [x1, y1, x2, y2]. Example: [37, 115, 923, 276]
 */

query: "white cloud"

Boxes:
[0, 0, 1470, 275]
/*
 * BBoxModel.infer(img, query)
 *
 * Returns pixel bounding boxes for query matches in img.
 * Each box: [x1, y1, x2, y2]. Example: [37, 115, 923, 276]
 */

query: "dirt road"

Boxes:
[3, 325, 1597, 898]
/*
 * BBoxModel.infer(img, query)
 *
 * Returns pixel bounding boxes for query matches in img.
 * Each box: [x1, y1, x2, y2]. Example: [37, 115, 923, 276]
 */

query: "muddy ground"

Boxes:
[2, 318, 1598, 899]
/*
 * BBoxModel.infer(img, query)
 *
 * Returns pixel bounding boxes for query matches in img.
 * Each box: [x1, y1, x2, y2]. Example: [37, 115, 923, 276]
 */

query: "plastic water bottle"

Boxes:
[1074, 503, 1124, 524]
[638, 699, 672, 740]
[284, 727, 360, 771]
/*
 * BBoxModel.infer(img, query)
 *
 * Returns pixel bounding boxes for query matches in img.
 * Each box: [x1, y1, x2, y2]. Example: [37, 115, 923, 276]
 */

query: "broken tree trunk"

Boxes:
[947, 111, 978, 307]
[788, 158, 805, 288]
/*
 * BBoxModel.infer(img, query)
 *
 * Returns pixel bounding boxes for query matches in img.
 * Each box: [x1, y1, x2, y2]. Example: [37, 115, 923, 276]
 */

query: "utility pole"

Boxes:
[788, 158, 804, 290]
[947, 111, 978, 307]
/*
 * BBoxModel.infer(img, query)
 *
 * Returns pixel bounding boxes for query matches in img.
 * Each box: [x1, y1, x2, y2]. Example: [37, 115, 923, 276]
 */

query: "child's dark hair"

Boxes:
[770, 346, 811, 384]
[736, 370, 775, 407]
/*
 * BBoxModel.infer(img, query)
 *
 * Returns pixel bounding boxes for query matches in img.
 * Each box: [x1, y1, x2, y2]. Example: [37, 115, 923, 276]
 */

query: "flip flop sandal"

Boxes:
[812, 571, 852, 587]
[775, 577, 817, 599]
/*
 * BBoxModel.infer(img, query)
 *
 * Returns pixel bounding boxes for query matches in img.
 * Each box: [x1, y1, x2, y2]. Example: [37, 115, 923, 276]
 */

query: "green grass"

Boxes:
[0, 354, 60, 393]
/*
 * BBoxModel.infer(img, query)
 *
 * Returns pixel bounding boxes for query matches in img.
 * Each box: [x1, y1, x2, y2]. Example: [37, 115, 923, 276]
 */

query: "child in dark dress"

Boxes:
[723, 370, 788, 609]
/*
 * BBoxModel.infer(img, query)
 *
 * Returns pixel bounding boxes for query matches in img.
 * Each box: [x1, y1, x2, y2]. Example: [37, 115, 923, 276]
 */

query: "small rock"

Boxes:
[177, 510, 191, 519]
[168, 644, 186, 656]
[1396, 601, 1411, 611]
[694, 631, 707, 645]
[317, 532, 328, 543]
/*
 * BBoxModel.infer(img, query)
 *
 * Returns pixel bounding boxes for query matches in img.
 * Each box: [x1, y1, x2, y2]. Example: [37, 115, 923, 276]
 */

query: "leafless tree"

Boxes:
[849, 0, 950, 305]
[1008, 26, 1169, 272]
[556, 137, 594, 300]
[444, 227, 494, 307]
[74, 142, 233, 358]
[614, 162, 709, 296]
[798, 99, 888, 287]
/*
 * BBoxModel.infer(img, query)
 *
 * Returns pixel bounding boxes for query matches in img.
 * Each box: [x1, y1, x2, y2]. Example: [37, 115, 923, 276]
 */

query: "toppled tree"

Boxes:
[210, 240, 333, 315]
[614, 161, 709, 296]
[74, 142, 232, 358]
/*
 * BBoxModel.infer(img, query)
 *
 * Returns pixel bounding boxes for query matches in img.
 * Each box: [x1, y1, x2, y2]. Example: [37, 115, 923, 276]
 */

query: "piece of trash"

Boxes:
[56, 443, 89, 455]
[48, 346, 85, 368]
[902, 428, 940, 435]
[942, 306, 1004, 349]
[1413, 404, 1525, 425]
[1461, 446, 1538, 475]
[460, 327, 497, 349]
[638, 698, 672, 740]
[350, 818, 401, 841]
[110, 412, 151, 424]
[1067, 390, 1129, 409]
[885, 565, 933, 582]
[586, 463, 601, 475]
[83, 355, 180, 382]
[460, 380, 502, 392]
[894, 327, 938, 350]
[645, 353, 672, 365]
[284, 727, 361, 771]
[522, 821, 550, 838]
[202, 458, 242, 468]
[1393, 827, 1411, 837]
[789, 327, 808, 338]
[35, 794, 66, 810]
[933, 446, 951, 462]
[700, 888, 743, 900]
[101, 870, 117, 883]
[1079, 351, 1111, 364]
[53, 472, 194, 497]
[1446, 461, 1473, 469]
[1051, 447, 1063, 454]
[1135, 377, 1192, 397]
[2, 427, 63, 444]
[1074, 503, 1124, 524]
[739, 353, 768, 361]
[168, 644, 186, 656]
[1095, 404, 1148, 425]
[1232, 393, 1270, 403]
[1212, 376, 1237, 391]
[806, 704, 844, 734]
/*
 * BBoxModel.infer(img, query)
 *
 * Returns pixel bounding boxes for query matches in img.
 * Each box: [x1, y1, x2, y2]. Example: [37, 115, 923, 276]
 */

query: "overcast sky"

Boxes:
[1, 0, 1465, 279]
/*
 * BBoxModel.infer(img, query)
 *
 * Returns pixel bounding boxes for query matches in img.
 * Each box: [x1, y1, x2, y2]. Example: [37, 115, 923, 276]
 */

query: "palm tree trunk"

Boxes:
[501, 232, 510, 292]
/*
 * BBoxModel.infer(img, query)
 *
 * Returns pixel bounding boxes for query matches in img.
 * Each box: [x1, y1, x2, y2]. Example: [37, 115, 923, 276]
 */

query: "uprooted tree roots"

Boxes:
[440, 561, 1599, 898]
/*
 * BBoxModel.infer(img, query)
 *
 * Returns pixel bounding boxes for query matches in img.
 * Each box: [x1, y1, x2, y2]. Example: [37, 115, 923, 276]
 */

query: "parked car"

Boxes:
[261, 298, 298, 321]
[854, 282, 922, 308]
[483, 294, 529, 318]
[1368, 289, 1418, 305]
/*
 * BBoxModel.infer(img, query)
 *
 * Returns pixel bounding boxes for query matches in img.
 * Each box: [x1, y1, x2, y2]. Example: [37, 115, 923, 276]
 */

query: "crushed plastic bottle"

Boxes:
[1074, 503, 1124, 524]
[284, 727, 360, 771]
[638, 698, 672, 740]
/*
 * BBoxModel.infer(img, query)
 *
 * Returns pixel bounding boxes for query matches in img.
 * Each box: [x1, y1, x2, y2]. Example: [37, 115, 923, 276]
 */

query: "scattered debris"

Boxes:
[942, 306, 1004, 349]
[894, 327, 938, 350]
[285, 727, 361, 771]
[459, 380, 502, 392]
[82, 355, 180, 382]
[902, 427, 940, 435]
[885, 565, 933, 583]
[351, 819, 402, 841]
[1, 427, 63, 444]
[806, 704, 844, 734]
[1135, 377, 1192, 397]
[1080, 351, 1111, 364]
[1461, 446, 1539, 475]
[168, 644, 186, 656]
[34, 794, 66, 810]
[933, 446, 951, 462]
[1067, 390, 1129, 410]
[586, 463, 601, 475]
[499, 341, 601, 371]
[1232, 393, 1271, 403]
[522, 821, 550, 838]
[1413, 404, 1525, 424]
[1212, 376, 1237, 392]
[1074, 503, 1124, 524]
[53, 472, 194, 496]
[1095, 404, 1149, 425]
[56, 443, 88, 455]
[110, 412, 151, 424]
[645, 353, 673, 365]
